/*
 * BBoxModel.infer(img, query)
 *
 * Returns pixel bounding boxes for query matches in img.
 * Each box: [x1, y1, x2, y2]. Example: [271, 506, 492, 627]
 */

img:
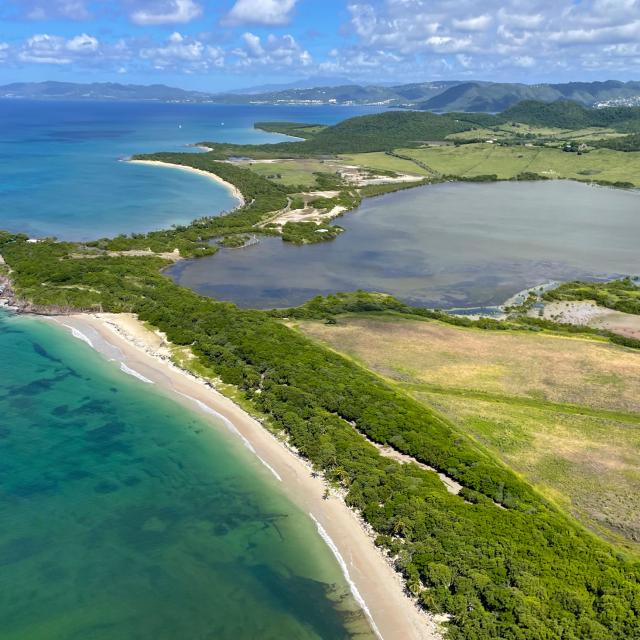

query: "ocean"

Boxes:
[0, 309, 373, 639]
[0, 101, 383, 639]
[0, 100, 380, 240]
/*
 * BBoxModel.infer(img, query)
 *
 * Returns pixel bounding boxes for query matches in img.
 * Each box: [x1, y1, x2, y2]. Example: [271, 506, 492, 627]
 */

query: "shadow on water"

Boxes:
[249, 564, 373, 640]
[0, 311, 374, 640]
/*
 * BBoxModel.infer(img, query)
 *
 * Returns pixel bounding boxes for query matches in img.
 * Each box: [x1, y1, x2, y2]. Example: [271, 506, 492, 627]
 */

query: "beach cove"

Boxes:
[50, 310, 442, 640]
[2, 307, 435, 640]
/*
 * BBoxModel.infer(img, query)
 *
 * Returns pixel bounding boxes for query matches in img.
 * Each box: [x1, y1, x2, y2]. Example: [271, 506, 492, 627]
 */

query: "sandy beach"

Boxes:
[128, 159, 245, 207]
[51, 311, 443, 640]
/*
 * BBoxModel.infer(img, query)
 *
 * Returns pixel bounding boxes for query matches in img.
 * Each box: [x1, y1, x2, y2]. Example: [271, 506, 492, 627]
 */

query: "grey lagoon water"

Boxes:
[0, 310, 374, 639]
[169, 180, 640, 309]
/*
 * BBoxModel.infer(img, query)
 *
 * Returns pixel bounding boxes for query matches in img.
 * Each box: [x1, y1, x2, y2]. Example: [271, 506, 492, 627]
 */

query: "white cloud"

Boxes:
[18, 0, 91, 21]
[497, 11, 544, 30]
[549, 20, 640, 45]
[342, 0, 640, 79]
[426, 36, 473, 53]
[14, 32, 116, 66]
[242, 32, 264, 57]
[225, 0, 298, 26]
[233, 32, 311, 68]
[452, 15, 492, 32]
[9, 0, 640, 81]
[19, 34, 68, 64]
[130, 0, 202, 26]
[513, 55, 535, 68]
[66, 33, 99, 53]
[139, 32, 224, 70]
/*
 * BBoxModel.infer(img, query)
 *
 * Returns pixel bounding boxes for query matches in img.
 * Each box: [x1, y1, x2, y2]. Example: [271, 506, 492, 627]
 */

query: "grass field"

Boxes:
[339, 151, 432, 176]
[296, 314, 640, 548]
[403, 144, 640, 184]
[344, 143, 640, 185]
[447, 124, 625, 142]
[243, 159, 335, 187]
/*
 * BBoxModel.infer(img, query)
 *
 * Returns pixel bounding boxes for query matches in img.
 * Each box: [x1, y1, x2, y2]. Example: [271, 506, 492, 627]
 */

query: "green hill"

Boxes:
[502, 100, 640, 131]
[418, 80, 640, 113]
[201, 110, 474, 156]
[420, 82, 560, 113]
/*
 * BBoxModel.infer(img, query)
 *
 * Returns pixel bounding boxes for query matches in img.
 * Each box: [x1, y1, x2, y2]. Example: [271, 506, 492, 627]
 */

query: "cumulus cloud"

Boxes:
[513, 55, 535, 68]
[225, 0, 298, 26]
[452, 15, 492, 32]
[7, 0, 640, 82]
[66, 33, 99, 53]
[233, 32, 311, 68]
[18, 33, 100, 64]
[140, 31, 224, 70]
[548, 20, 640, 45]
[342, 0, 640, 79]
[130, 0, 202, 26]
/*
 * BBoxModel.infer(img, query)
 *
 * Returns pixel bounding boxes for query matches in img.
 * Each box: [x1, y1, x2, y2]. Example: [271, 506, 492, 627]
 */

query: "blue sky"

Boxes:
[1, 0, 639, 90]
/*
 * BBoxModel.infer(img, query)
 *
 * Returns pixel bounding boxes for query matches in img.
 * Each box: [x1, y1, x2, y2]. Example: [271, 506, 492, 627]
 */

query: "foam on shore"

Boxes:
[120, 362, 154, 384]
[62, 324, 95, 348]
[310, 513, 384, 640]
[179, 392, 283, 482]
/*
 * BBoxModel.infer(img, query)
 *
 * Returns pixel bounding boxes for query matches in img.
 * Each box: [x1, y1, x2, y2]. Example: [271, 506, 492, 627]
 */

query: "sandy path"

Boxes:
[50, 312, 443, 640]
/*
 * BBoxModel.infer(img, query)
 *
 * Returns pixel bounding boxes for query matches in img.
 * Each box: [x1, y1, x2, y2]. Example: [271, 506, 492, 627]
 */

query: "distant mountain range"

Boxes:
[418, 81, 640, 112]
[2, 79, 640, 112]
[231, 76, 355, 95]
[0, 81, 213, 102]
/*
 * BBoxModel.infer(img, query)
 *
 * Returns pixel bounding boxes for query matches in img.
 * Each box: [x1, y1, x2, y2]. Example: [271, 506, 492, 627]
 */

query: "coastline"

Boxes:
[128, 159, 245, 208]
[49, 311, 443, 640]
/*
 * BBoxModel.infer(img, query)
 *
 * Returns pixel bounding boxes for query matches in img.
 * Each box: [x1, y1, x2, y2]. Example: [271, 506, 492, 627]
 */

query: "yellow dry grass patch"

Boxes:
[297, 315, 640, 548]
[299, 316, 640, 414]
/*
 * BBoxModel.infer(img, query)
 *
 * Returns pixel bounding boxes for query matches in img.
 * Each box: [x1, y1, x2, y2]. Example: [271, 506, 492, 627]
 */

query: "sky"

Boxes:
[0, 0, 639, 91]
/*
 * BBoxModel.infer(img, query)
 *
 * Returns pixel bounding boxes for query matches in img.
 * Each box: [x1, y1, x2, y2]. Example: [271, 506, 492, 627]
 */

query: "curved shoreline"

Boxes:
[128, 159, 245, 208]
[50, 312, 443, 640]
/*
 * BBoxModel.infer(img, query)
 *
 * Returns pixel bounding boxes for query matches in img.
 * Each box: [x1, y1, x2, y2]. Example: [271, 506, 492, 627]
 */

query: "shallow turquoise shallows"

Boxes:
[0, 101, 380, 240]
[0, 310, 373, 640]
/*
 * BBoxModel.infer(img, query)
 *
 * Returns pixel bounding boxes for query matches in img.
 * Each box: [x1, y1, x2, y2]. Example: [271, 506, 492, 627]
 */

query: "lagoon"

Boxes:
[168, 180, 640, 309]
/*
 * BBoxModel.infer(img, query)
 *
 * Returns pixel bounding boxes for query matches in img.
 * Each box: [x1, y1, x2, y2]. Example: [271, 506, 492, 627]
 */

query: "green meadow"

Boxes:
[343, 143, 640, 185]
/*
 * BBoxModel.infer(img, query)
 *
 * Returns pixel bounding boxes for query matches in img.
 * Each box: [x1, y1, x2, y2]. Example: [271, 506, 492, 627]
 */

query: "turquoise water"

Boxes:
[0, 309, 373, 639]
[0, 101, 380, 240]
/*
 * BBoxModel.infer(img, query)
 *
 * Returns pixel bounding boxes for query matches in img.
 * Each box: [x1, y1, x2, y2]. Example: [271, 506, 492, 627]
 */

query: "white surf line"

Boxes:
[309, 513, 384, 640]
[62, 324, 94, 349]
[119, 362, 154, 384]
[177, 392, 283, 482]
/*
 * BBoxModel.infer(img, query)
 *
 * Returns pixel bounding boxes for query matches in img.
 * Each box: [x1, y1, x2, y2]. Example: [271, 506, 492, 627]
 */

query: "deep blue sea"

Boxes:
[0, 101, 380, 239]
